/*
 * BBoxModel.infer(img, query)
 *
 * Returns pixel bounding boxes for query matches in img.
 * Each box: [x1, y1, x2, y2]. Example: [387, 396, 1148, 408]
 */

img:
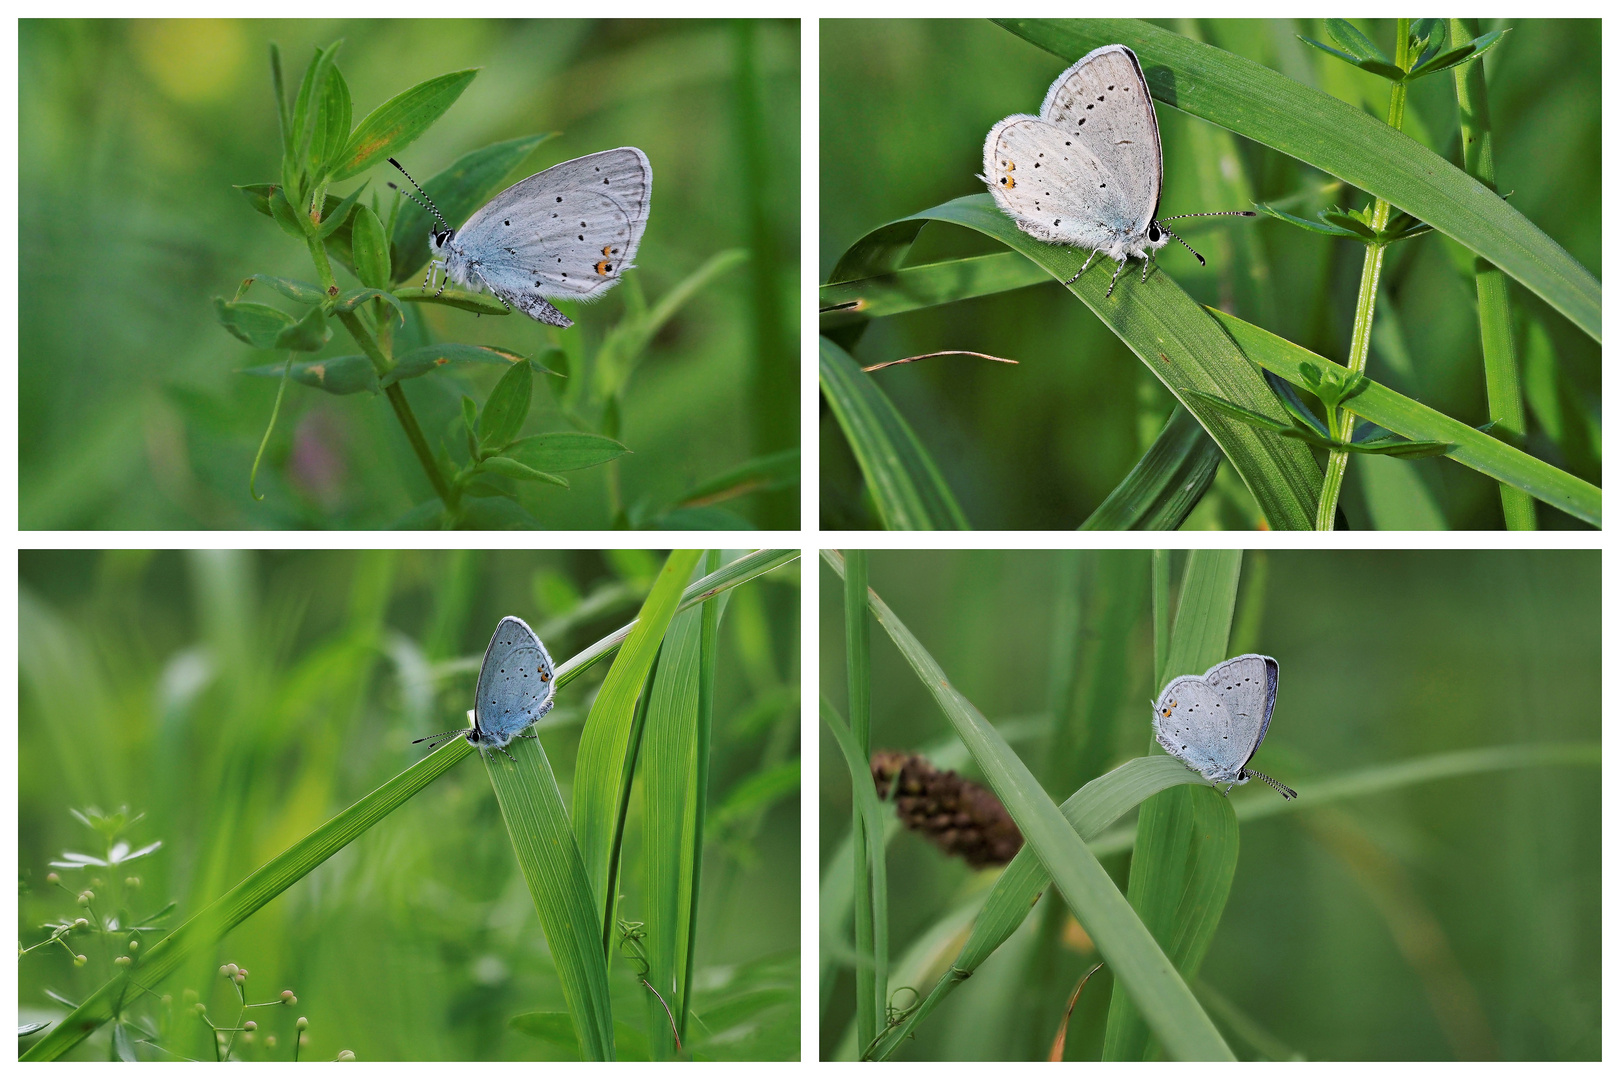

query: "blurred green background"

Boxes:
[20, 19, 799, 529]
[820, 20, 1600, 529]
[820, 549, 1598, 1059]
[20, 549, 800, 1060]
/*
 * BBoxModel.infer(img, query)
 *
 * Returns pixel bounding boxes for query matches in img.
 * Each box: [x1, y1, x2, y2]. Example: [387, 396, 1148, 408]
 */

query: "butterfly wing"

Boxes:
[1038, 44, 1162, 238]
[1202, 654, 1279, 769]
[456, 147, 652, 317]
[473, 616, 557, 746]
[983, 114, 1131, 252]
[1152, 673, 1240, 784]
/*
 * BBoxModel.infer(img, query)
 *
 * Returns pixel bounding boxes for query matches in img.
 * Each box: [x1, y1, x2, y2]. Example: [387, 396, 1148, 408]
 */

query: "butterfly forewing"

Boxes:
[473, 616, 557, 746]
[1202, 654, 1279, 766]
[1039, 44, 1163, 236]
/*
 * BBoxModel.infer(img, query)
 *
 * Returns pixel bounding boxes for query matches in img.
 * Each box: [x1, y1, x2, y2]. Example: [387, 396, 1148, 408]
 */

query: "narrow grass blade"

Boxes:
[20, 739, 473, 1062]
[640, 603, 704, 1058]
[485, 737, 615, 1060]
[843, 550, 880, 1050]
[574, 551, 703, 928]
[1208, 309, 1600, 526]
[1104, 550, 1242, 1060]
[1079, 407, 1222, 530]
[1088, 743, 1601, 859]
[820, 337, 970, 530]
[827, 198, 1321, 529]
[822, 551, 1233, 1061]
[566, 550, 797, 683]
[995, 19, 1601, 343]
[820, 696, 889, 1059]
[819, 251, 1049, 329]
[678, 551, 723, 1040]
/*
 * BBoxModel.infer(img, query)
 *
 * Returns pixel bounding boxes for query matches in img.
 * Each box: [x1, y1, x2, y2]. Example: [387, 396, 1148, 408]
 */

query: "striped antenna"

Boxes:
[388, 158, 451, 233]
[1244, 767, 1298, 800]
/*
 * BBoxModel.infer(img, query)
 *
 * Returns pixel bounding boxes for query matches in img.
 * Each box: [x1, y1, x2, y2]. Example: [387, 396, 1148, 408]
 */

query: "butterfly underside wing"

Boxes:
[1151, 654, 1279, 787]
[472, 615, 557, 749]
[446, 147, 652, 327]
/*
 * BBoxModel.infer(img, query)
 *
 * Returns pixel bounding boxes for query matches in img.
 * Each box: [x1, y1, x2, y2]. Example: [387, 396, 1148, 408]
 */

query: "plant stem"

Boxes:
[844, 550, 879, 1055]
[1451, 17, 1535, 530]
[1317, 19, 1411, 531]
[332, 309, 455, 513]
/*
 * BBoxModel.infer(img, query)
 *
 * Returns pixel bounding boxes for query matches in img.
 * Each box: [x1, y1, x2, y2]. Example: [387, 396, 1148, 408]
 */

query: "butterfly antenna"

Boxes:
[388, 158, 451, 232]
[1154, 223, 1206, 267]
[1155, 211, 1256, 268]
[1245, 768, 1298, 800]
[413, 727, 469, 752]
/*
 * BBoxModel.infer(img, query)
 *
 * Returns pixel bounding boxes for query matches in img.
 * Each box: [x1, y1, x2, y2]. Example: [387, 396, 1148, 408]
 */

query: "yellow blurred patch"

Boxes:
[1061, 913, 1094, 954]
[130, 20, 247, 104]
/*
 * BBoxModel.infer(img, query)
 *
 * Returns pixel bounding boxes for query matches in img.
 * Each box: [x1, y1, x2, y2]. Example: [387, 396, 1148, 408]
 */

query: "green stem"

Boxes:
[333, 308, 455, 513]
[1451, 17, 1534, 530]
[1316, 19, 1410, 531]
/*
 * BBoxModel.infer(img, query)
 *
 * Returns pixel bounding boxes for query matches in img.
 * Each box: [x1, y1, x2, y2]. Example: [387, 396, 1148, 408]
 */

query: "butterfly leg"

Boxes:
[1062, 248, 1103, 287]
[492, 743, 519, 764]
[1140, 252, 1153, 285]
[1105, 256, 1126, 297]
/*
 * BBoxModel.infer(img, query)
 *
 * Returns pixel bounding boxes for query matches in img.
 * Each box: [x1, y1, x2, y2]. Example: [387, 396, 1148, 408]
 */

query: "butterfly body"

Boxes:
[1152, 654, 1296, 799]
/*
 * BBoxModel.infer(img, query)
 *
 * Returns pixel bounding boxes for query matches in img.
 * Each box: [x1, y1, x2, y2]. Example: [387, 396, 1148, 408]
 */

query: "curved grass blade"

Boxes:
[829, 198, 1320, 529]
[994, 18, 1600, 343]
[867, 756, 1201, 1060]
[1208, 308, 1600, 526]
[574, 551, 703, 926]
[820, 337, 970, 530]
[819, 251, 1049, 330]
[1079, 407, 1222, 530]
[822, 551, 1233, 1061]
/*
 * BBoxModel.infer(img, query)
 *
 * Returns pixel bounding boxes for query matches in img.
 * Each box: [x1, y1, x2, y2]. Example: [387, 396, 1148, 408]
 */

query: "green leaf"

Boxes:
[484, 732, 615, 1059]
[1079, 407, 1222, 530]
[396, 288, 512, 316]
[1252, 201, 1360, 239]
[479, 455, 568, 488]
[289, 42, 340, 176]
[331, 68, 479, 183]
[1325, 18, 1389, 64]
[379, 342, 527, 388]
[242, 274, 326, 304]
[460, 395, 479, 442]
[273, 304, 330, 352]
[819, 337, 970, 530]
[309, 62, 352, 181]
[331, 288, 404, 323]
[1209, 308, 1601, 526]
[503, 432, 629, 473]
[267, 185, 308, 239]
[387, 133, 556, 282]
[674, 448, 799, 507]
[993, 19, 1600, 342]
[573, 552, 704, 929]
[111, 1022, 137, 1062]
[241, 354, 378, 395]
[820, 551, 1233, 1062]
[827, 198, 1322, 528]
[349, 203, 391, 290]
[215, 299, 294, 349]
[477, 359, 532, 449]
[313, 180, 367, 241]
